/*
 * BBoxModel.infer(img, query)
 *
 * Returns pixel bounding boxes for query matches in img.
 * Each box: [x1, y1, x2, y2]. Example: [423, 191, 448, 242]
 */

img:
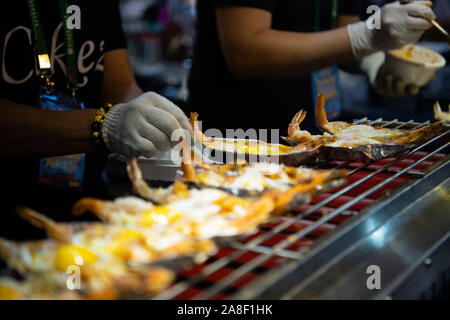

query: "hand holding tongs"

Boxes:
[400, 0, 450, 44]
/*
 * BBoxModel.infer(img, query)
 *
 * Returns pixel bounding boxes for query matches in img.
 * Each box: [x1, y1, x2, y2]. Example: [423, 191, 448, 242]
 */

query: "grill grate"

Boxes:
[154, 119, 450, 300]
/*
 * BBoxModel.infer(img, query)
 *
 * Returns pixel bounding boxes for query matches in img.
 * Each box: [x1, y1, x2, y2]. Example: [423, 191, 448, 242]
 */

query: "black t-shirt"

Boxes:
[188, 0, 360, 134]
[0, 0, 127, 239]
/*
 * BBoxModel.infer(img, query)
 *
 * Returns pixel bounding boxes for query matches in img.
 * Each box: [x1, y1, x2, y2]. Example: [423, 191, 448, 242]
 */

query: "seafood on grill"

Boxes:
[0, 235, 174, 300]
[282, 93, 446, 163]
[16, 206, 216, 266]
[127, 157, 344, 217]
[190, 112, 293, 157]
[179, 149, 348, 196]
[78, 159, 301, 234]
[0, 273, 81, 300]
[189, 111, 323, 166]
[1, 155, 339, 300]
[288, 93, 445, 146]
[434, 101, 450, 122]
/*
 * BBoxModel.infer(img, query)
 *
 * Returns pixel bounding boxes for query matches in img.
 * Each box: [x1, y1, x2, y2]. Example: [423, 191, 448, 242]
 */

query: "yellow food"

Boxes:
[0, 284, 22, 300]
[390, 45, 439, 64]
[140, 206, 182, 227]
[189, 112, 292, 156]
[203, 139, 292, 156]
[54, 244, 97, 271]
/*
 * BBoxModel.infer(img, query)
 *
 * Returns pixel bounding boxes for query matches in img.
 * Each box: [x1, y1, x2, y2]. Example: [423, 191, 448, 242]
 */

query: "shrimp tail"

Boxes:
[72, 198, 110, 220]
[287, 109, 307, 140]
[180, 138, 198, 182]
[15, 206, 72, 243]
[190, 112, 214, 144]
[434, 101, 450, 122]
[126, 158, 162, 203]
[286, 109, 316, 144]
[315, 93, 329, 130]
[315, 93, 349, 134]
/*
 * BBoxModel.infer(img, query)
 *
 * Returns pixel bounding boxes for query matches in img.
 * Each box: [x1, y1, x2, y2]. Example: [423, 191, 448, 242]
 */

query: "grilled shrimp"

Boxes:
[190, 112, 214, 144]
[181, 154, 348, 194]
[0, 236, 175, 299]
[19, 205, 216, 267]
[190, 112, 293, 156]
[286, 102, 334, 146]
[179, 138, 198, 182]
[126, 158, 173, 203]
[315, 93, 350, 134]
[434, 101, 450, 122]
[72, 196, 154, 222]
[126, 157, 192, 204]
[0, 224, 177, 298]
[306, 93, 445, 146]
[287, 109, 315, 144]
[16, 206, 73, 243]
[72, 169, 318, 240]
[0, 276, 82, 300]
[0, 237, 58, 275]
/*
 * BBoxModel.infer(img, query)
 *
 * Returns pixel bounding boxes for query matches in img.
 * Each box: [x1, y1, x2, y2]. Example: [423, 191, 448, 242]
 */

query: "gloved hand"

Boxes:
[102, 92, 192, 158]
[348, 1, 435, 59]
[360, 51, 423, 97]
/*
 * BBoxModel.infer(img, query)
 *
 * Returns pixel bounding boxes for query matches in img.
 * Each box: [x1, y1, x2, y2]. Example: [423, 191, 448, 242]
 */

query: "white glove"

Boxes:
[348, 1, 435, 59]
[360, 51, 421, 97]
[102, 92, 192, 158]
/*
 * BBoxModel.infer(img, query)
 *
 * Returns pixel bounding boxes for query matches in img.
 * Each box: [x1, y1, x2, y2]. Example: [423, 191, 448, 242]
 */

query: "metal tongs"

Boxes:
[400, 0, 450, 44]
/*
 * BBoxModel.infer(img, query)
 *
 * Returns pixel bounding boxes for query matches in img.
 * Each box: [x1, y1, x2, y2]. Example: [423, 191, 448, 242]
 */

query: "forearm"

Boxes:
[0, 99, 97, 157]
[101, 48, 144, 104]
[218, 2, 435, 79]
[220, 28, 354, 79]
[101, 81, 143, 105]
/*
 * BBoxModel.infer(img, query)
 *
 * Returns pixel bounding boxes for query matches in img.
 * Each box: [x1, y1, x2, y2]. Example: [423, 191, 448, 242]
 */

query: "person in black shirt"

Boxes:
[188, 0, 436, 134]
[0, 1, 192, 239]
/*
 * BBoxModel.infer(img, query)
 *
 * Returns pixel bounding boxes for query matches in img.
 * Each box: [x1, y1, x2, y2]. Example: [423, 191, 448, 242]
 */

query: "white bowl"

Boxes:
[385, 44, 446, 87]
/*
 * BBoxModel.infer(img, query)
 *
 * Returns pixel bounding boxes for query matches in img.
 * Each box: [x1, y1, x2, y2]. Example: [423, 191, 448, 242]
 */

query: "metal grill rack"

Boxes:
[154, 118, 450, 300]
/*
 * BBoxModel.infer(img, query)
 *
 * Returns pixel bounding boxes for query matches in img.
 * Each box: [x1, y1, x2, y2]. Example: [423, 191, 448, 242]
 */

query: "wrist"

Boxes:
[101, 103, 124, 154]
[360, 51, 386, 84]
[91, 103, 113, 154]
[347, 21, 377, 60]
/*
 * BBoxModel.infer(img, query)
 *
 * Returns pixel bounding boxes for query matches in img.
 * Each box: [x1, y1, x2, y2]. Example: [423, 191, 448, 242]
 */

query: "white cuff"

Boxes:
[359, 51, 386, 85]
[102, 103, 124, 152]
[347, 21, 376, 60]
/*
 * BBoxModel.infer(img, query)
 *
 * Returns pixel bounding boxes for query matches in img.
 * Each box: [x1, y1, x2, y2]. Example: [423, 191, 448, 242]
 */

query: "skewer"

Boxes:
[431, 20, 450, 45]
[400, 0, 450, 45]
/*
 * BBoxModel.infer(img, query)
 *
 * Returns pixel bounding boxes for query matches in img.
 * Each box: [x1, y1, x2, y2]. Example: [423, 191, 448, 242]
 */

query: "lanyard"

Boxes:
[27, 0, 78, 90]
[314, 0, 339, 32]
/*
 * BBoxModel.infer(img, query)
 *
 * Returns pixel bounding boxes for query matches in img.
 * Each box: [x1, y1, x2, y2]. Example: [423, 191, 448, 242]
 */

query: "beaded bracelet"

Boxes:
[91, 103, 113, 152]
